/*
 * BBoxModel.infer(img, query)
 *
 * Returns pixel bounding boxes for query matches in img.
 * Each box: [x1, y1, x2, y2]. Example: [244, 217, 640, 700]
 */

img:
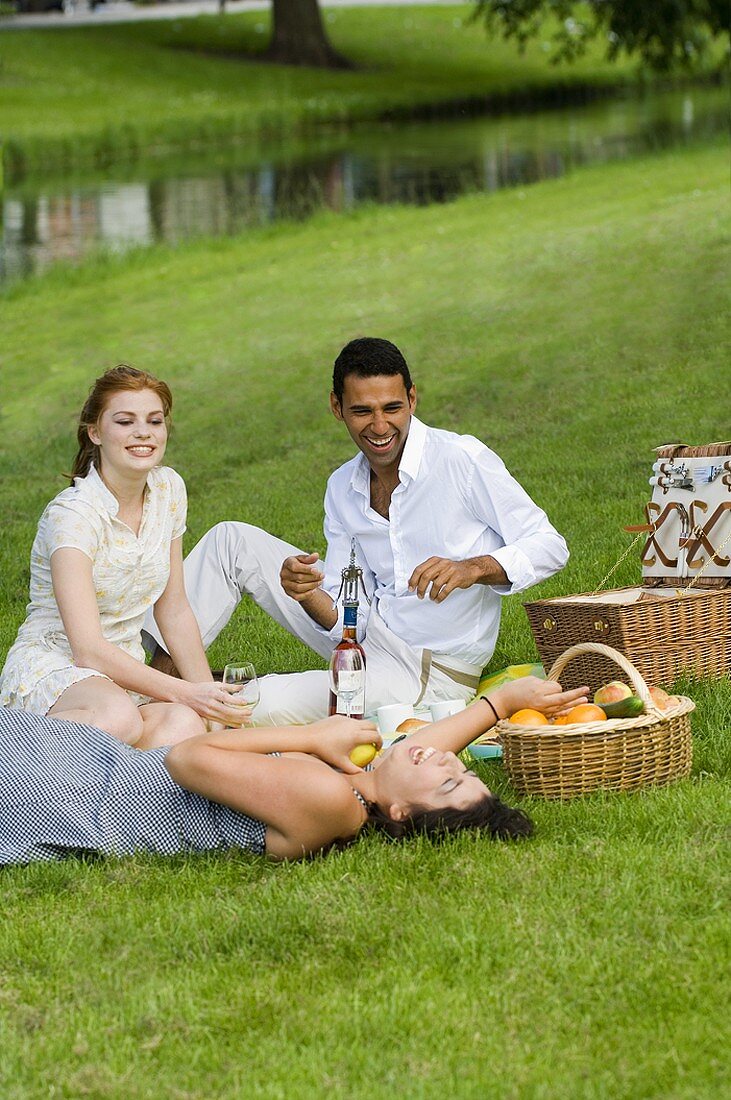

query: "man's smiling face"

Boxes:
[330, 374, 417, 475]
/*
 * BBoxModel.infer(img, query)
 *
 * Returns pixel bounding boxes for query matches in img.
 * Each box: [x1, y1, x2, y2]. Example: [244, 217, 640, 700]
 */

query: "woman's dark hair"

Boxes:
[332, 337, 413, 404]
[365, 792, 534, 842]
[70, 364, 173, 482]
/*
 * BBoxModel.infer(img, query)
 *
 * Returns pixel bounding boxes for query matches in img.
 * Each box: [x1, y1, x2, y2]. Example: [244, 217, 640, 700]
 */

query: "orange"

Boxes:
[508, 708, 549, 726]
[562, 703, 607, 724]
[553, 714, 572, 725]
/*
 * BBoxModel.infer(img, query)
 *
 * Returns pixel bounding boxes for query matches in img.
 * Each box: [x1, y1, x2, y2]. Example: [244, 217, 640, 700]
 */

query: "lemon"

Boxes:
[349, 743, 378, 768]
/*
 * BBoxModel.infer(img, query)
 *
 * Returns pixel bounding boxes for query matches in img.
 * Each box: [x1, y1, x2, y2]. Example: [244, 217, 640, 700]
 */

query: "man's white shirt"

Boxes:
[320, 416, 568, 668]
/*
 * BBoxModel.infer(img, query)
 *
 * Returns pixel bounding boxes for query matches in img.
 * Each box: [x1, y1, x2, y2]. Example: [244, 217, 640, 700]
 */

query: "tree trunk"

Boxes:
[267, 0, 351, 69]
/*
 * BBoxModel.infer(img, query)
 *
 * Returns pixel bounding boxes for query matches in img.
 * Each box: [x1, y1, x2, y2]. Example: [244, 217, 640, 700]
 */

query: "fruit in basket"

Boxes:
[648, 686, 671, 710]
[559, 703, 608, 724]
[508, 709, 549, 726]
[598, 695, 645, 719]
[594, 681, 632, 705]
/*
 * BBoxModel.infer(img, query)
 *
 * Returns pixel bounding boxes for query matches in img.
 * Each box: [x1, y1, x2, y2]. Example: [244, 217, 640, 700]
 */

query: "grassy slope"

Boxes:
[0, 3, 660, 175]
[0, 144, 730, 1096]
[1, 141, 728, 663]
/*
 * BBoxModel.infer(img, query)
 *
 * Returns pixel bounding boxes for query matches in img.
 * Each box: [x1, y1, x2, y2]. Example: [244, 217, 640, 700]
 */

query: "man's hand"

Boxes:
[408, 554, 509, 602]
[279, 553, 338, 630]
[408, 557, 481, 602]
[280, 552, 324, 603]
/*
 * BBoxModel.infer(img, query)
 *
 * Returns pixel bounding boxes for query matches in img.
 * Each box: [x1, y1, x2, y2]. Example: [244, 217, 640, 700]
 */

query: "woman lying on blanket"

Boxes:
[0, 676, 587, 865]
[0, 365, 245, 748]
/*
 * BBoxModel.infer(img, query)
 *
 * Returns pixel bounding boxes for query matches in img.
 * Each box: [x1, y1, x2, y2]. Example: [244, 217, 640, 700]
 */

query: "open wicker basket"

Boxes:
[498, 642, 695, 800]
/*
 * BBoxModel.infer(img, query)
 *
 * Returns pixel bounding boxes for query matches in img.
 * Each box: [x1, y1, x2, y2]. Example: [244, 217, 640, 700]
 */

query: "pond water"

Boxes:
[1, 82, 726, 284]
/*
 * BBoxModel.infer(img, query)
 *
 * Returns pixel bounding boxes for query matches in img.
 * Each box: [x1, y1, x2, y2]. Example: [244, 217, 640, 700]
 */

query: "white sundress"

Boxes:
[0, 463, 187, 714]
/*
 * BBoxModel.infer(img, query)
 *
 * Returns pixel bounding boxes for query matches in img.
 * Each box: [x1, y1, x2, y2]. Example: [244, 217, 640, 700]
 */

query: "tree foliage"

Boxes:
[472, 1, 729, 70]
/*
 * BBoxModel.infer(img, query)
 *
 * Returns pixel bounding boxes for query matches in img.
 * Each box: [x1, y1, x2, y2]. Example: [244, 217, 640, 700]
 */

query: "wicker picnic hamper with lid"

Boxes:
[524, 585, 731, 691]
[499, 642, 694, 800]
[525, 440, 731, 690]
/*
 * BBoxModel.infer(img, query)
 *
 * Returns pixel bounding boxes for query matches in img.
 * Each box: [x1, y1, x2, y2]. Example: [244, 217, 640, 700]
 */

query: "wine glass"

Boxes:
[222, 661, 260, 721]
[329, 648, 365, 719]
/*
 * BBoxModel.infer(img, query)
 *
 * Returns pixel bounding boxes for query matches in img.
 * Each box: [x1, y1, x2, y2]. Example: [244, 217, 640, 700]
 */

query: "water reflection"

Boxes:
[1, 84, 726, 284]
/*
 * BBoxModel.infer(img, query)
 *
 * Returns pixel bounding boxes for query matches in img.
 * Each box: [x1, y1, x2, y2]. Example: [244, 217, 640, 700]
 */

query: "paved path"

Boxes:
[1, 0, 460, 32]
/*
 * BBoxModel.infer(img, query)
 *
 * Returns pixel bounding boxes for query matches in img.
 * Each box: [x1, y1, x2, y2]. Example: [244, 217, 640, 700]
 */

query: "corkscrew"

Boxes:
[333, 537, 371, 609]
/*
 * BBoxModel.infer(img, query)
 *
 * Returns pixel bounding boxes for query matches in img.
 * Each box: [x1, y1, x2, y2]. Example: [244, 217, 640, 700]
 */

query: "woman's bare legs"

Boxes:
[48, 676, 144, 745]
[137, 702, 207, 750]
[49, 680, 207, 748]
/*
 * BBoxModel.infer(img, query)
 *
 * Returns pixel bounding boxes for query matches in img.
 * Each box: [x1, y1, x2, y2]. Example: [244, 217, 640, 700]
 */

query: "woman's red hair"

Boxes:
[70, 364, 173, 482]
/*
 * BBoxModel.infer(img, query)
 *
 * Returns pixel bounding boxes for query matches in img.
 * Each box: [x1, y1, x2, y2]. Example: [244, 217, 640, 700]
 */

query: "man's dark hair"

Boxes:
[332, 337, 413, 404]
[365, 792, 534, 842]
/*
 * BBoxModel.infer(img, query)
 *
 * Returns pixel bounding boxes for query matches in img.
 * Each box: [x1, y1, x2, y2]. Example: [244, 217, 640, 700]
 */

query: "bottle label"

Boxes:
[335, 688, 365, 715]
[336, 670, 362, 694]
[334, 668, 365, 715]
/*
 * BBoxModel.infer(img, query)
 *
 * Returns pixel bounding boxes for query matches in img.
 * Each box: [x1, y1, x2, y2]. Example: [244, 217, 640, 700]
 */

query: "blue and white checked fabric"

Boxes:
[0, 707, 266, 865]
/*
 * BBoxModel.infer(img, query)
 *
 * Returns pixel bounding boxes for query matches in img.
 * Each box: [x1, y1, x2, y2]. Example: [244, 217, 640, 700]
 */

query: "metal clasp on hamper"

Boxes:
[542, 617, 557, 633]
[593, 619, 611, 635]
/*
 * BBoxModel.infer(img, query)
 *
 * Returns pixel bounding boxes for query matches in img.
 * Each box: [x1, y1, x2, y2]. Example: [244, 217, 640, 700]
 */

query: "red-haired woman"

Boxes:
[0, 366, 244, 748]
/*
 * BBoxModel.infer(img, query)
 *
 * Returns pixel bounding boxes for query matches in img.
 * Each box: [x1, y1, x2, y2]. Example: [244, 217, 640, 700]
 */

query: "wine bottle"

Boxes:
[328, 539, 367, 719]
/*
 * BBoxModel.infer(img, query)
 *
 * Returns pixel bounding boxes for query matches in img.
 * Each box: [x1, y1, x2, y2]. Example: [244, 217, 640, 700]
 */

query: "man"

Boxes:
[145, 338, 568, 724]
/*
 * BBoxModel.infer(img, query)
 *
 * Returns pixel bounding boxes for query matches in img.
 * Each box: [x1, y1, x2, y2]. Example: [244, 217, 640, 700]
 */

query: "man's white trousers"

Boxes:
[144, 522, 473, 725]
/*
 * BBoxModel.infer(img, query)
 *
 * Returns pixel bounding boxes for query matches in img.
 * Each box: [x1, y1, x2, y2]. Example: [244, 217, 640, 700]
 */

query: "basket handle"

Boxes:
[546, 642, 658, 710]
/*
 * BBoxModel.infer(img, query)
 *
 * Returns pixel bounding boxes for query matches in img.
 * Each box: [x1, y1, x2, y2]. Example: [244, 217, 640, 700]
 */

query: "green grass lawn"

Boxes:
[1, 142, 730, 1096]
[1, 2, 718, 179]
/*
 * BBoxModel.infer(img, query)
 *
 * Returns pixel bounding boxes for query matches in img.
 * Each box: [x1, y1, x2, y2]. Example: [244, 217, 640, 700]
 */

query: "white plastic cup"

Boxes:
[377, 703, 415, 735]
[429, 698, 467, 722]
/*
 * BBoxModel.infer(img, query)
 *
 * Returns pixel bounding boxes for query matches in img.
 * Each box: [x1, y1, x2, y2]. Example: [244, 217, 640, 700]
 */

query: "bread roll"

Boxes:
[395, 717, 432, 734]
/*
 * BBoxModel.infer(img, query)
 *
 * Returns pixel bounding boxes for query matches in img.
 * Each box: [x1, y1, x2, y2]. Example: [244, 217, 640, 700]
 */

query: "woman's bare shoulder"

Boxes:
[264, 757, 365, 860]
